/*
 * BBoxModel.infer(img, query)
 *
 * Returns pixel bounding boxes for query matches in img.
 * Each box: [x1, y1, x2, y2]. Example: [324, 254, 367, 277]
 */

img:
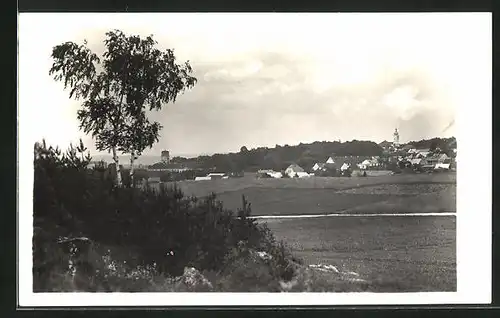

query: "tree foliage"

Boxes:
[49, 29, 197, 185]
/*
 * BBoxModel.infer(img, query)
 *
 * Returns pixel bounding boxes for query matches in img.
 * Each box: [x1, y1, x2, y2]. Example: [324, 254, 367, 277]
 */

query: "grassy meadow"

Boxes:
[262, 215, 456, 292]
[164, 173, 456, 216]
[165, 172, 457, 291]
[165, 172, 456, 198]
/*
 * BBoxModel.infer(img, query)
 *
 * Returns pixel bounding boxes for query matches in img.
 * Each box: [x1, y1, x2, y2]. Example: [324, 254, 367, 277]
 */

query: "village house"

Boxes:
[421, 153, 451, 171]
[407, 148, 418, 154]
[423, 152, 449, 166]
[357, 157, 380, 170]
[326, 157, 335, 164]
[401, 144, 415, 151]
[357, 159, 371, 170]
[285, 164, 309, 178]
[415, 149, 431, 158]
[437, 153, 450, 163]
[311, 162, 326, 172]
[313, 162, 339, 174]
[340, 162, 350, 171]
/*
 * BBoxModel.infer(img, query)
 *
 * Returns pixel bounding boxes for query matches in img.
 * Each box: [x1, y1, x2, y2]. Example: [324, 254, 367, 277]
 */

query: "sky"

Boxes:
[18, 13, 491, 158]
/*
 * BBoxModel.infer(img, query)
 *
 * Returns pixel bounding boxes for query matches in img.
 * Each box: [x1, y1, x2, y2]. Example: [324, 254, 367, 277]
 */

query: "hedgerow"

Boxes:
[33, 140, 300, 291]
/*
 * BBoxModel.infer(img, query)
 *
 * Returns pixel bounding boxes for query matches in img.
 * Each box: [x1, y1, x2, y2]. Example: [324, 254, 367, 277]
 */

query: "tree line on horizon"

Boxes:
[168, 136, 456, 173]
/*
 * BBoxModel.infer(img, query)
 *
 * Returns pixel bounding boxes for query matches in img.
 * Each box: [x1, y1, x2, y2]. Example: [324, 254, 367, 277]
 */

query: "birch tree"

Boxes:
[49, 30, 197, 186]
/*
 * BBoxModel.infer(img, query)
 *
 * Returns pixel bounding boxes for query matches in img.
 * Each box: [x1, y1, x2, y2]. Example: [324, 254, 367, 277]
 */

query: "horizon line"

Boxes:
[86, 135, 455, 161]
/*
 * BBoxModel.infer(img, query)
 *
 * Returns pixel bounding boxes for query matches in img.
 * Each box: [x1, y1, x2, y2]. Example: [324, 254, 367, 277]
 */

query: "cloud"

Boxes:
[19, 13, 489, 156]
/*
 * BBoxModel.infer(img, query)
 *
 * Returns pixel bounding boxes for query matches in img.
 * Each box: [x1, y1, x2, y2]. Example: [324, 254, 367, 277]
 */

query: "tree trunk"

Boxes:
[112, 147, 122, 187]
[129, 151, 135, 187]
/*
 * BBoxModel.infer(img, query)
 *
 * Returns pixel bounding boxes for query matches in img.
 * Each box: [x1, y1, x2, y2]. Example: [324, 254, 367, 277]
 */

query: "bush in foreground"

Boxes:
[33, 140, 302, 292]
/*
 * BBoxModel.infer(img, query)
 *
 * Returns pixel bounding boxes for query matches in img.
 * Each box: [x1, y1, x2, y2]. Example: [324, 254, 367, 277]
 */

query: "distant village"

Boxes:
[87, 128, 457, 185]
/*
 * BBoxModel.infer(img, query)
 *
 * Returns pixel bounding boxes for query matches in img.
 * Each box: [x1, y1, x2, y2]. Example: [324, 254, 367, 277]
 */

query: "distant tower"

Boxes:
[161, 150, 170, 164]
[393, 128, 400, 148]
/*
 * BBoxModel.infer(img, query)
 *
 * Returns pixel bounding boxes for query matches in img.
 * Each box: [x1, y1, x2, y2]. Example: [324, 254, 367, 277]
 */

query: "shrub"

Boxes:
[33, 140, 299, 291]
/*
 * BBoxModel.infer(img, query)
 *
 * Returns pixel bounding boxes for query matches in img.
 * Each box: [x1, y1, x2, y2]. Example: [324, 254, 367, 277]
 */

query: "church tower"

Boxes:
[393, 128, 400, 148]
[161, 150, 170, 164]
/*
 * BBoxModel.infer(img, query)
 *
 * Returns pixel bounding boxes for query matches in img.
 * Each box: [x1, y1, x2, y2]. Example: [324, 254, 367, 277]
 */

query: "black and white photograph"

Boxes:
[18, 13, 491, 306]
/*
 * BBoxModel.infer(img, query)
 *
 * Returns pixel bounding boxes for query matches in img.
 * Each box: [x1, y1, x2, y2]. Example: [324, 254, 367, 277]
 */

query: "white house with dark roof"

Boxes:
[195, 176, 212, 181]
[434, 163, 451, 170]
[340, 162, 351, 171]
[312, 162, 326, 171]
[285, 164, 307, 178]
[358, 158, 379, 170]
[416, 151, 431, 159]
[437, 153, 450, 163]
[326, 157, 335, 164]
[207, 172, 228, 180]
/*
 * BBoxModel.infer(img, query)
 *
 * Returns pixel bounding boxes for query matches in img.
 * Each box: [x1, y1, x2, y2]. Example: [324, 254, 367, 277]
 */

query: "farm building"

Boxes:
[194, 172, 229, 181]
[206, 173, 228, 180]
[285, 164, 305, 178]
[434, 163, 451, 170]
[195, 176, 212, 181]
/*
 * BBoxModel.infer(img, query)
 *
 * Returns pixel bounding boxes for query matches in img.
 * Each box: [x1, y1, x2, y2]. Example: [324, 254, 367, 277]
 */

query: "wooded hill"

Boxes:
[168, 137, 456, 173]
[406, 136, 456, 151]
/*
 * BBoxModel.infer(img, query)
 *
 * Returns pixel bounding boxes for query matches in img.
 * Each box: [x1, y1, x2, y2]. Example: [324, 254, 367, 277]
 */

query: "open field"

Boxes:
[165, 173, 456, 198]
[214, 183, 456, 216]
[262, 215, 456, 292]
[163, 173, 457, 291]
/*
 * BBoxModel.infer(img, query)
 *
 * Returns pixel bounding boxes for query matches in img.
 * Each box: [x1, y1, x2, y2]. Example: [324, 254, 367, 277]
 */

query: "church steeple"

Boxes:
[393, 128, 400, 147]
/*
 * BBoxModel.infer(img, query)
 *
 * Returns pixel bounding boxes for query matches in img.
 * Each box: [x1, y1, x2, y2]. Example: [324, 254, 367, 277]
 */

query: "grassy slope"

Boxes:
[262, 215, 456, 292]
